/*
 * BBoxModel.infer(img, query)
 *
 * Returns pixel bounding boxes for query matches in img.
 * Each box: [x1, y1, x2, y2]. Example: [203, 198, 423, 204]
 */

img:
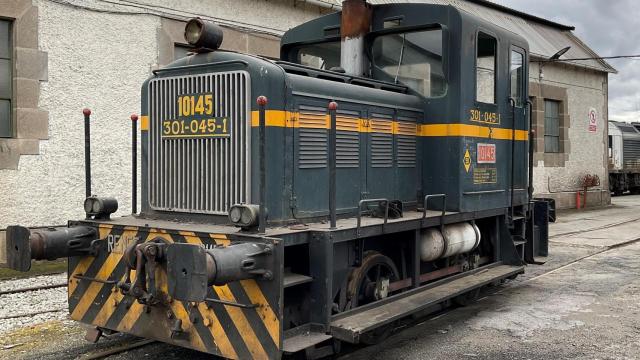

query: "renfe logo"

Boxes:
[477, 143, 496, 164]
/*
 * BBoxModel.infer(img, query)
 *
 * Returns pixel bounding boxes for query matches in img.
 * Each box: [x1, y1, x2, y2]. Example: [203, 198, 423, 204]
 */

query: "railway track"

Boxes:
[82, 339, 156, 360]
[0, 282, 67, 296]
[549, 215, 640, 239]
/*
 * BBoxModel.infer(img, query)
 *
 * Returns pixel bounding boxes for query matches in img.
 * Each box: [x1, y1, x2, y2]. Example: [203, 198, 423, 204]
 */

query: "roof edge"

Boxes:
[466, 0, 575, 31]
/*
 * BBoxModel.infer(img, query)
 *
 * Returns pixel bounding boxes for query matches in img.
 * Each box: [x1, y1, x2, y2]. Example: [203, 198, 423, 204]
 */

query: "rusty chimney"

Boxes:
[340, 0, 372, 77]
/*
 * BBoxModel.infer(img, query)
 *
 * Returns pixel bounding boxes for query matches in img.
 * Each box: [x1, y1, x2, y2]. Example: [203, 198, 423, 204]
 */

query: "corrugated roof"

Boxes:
[368, 0, 616, 73]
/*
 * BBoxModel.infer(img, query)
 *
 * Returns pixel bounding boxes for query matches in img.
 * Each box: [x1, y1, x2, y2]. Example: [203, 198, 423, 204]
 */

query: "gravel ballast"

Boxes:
[0, 273, 69, 334]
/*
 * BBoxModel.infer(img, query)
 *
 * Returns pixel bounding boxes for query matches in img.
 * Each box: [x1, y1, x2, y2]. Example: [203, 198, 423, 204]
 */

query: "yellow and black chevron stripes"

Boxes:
[250, 110, 529, 140]
[67, 225, 281, 360]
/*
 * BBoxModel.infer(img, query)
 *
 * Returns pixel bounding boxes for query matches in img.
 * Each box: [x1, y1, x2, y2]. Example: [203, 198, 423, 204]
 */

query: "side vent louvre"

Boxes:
[336, 113, 360, 168]
[370, 118, 393, 168]
[397, 119, 417, 168]
[298, 107, 327, 169]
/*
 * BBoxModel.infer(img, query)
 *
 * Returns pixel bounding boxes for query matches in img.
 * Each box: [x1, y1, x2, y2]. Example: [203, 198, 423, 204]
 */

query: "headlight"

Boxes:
[84, 196, 118, 219]
[228, 204, 261, 229]
[229, 206, 242, 223]
[184, 18, 224, 52]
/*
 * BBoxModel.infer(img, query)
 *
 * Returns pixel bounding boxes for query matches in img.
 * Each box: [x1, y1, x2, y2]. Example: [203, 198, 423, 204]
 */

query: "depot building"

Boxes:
[0, 0, 613, 236]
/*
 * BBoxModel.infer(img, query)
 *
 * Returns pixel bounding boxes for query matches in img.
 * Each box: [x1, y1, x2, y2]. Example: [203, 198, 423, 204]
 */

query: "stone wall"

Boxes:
[0, 0, 327, 228]
[0, 0, 48, 170]
[529, 61, 610, 209]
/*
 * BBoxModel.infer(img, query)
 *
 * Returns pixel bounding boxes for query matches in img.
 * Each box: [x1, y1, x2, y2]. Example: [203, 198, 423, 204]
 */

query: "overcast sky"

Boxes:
[491, 0, 640, 122]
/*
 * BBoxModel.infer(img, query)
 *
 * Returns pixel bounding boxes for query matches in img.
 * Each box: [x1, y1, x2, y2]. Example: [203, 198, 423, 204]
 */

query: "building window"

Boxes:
[544, 99, 561, 153]
[476, 32, 496, 104]
[0, 19, 12, 138]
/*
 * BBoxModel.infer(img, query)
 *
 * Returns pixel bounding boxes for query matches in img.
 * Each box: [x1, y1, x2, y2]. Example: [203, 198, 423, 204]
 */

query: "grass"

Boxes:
[0, 259, 67, 280]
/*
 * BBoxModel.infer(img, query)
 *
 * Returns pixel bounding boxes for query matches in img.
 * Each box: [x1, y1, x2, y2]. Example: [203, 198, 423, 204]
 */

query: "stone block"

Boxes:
[15, 0, 33, 17]
[14, 78, 39, 108]
[15, 47, 48, 81]
[247, 33, 280, 58]
[15, 6, 38, 49]
[221, 28, 248, 53]
[18, 138, 39, 154]
[0, 1, 17, 18]
[0, 139, 19, 169]
[16, 108, 48, 139]
[0, 231, 5, 266]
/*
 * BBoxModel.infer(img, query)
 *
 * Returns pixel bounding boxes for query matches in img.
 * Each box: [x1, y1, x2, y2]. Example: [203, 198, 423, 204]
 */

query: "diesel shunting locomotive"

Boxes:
[2, 1, 551, 359]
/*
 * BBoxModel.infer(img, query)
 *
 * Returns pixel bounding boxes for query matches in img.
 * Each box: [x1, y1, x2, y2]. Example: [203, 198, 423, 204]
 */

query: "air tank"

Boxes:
[420, 222, 481, 262]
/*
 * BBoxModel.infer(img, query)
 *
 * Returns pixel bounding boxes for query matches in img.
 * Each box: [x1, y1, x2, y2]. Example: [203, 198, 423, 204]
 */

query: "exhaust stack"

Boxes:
[340, 0, 372, 76]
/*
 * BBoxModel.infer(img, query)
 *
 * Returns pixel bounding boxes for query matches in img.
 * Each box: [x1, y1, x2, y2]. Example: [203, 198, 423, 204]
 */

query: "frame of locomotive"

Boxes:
[3, 3, 551, 360]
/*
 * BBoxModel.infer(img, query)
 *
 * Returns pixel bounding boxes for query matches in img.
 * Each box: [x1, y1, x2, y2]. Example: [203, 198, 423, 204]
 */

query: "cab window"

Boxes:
[510, 49, 525, 107]
[292, 42, 341, 70]
[476, 32, 497, 104]
[371, 27, 446, 98]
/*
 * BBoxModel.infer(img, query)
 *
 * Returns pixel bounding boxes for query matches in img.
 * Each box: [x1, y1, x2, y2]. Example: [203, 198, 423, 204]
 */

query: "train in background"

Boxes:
[609, 120, 640, 195]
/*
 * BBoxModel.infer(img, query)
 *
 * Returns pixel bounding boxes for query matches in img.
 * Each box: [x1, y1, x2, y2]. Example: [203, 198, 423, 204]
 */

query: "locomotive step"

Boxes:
[284, 272, 313, 288]
[330, 264, 524, 343]
[283, 324, 332, 354]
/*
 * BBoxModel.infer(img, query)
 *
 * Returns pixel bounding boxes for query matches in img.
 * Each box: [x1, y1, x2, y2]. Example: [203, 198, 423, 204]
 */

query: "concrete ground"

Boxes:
[2, 196, 640, 359]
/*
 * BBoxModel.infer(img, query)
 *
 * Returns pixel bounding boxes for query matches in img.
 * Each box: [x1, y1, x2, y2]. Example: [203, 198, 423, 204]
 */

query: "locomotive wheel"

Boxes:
[344, 251, 400, 345]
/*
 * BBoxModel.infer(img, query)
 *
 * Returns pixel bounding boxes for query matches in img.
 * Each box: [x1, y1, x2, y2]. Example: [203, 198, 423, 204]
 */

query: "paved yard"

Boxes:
[1, 196, 640, 359]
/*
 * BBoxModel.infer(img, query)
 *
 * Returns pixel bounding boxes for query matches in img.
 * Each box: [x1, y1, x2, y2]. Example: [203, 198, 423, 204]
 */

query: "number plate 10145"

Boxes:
[162, 118, 230, 139]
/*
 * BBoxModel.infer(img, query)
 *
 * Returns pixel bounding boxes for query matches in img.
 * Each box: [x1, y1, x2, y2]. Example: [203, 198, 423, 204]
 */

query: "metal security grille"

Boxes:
[148, 71, 251, 214]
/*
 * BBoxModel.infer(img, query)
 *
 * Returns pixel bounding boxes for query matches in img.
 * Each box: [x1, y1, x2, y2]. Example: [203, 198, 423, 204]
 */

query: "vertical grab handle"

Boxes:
[130, 114, 138, 214]
[356, 199, 390, 237]
[422, 194, 447, 232]
[82, 108, 92, 201]
[257, 96, 268, 234]
[328, 101, 338, 229]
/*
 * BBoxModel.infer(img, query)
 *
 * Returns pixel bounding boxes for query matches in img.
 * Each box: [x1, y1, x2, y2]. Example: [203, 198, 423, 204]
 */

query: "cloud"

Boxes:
[491, 0, 640, 121]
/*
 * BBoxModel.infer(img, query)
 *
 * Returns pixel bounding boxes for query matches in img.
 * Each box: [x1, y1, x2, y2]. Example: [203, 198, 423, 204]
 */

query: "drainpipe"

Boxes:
[340, 0, 371, 76]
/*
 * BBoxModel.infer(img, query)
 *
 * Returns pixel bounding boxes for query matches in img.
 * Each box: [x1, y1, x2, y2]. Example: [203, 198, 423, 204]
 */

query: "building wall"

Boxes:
[529, 61, 610, 209]
[0, 0, 328, 228]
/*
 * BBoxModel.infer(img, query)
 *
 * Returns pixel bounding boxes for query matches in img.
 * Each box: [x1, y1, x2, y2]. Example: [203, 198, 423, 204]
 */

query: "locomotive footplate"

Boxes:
[66, 220, 284, 360]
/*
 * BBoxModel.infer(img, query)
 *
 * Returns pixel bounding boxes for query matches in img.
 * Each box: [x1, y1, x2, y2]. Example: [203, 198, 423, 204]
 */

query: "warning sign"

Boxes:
[477, 143, 496, 164]
[463, 149, 471, 173]
[588, 108, 597, 133]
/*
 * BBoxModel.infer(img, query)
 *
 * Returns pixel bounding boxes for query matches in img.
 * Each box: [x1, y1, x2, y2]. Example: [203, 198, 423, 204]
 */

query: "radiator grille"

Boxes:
[370, 118, 393, 168]
[336, 113, 360, 168]
[298, 107, 328, 169]
[148, 71, 251, 214]
[397, 119, 417, 168]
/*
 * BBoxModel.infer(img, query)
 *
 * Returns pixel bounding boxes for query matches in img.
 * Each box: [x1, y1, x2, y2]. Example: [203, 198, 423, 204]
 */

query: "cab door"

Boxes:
[509, 47, 528, 193]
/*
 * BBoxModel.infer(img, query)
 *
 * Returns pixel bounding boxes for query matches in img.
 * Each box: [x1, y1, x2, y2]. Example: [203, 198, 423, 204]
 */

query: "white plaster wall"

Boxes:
[530, 62, 609, 198]
[0, 1, 159, 228]
[138, 0, 329, 34]
[0, 0, 326, 228]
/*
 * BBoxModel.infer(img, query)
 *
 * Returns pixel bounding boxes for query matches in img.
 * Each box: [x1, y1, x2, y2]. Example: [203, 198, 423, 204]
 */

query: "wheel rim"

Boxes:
[345, 252, 400, 310]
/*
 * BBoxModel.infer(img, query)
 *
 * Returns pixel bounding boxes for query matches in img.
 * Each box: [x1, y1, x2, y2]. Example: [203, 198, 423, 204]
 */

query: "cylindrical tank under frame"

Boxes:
[420, 222, 481, 262]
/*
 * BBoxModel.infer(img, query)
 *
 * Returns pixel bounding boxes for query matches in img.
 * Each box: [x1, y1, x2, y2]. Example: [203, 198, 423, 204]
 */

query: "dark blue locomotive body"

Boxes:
[4, 2, 550, 359]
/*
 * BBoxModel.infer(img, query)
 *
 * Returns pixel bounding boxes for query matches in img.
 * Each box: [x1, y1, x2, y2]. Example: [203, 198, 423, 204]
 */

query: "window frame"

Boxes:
[544, 99, 561, 153]
[0, 18, 13, 138]
[474, 30, 498, 105]
[368, 24, 449, 99]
